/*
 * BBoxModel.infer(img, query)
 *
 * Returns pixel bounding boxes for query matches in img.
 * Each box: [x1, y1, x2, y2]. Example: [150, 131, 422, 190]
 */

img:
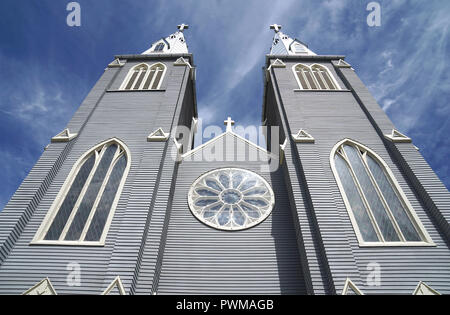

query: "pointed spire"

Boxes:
[269, 24, 316, 56]
[142, 24, 189, 55]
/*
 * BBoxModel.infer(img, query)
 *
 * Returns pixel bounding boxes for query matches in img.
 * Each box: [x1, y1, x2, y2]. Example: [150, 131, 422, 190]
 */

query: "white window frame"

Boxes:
[31, 138, 131, 246]
[292, 63, 341, 90]
[188, 168, 275, 231]
[120, 62, 167, 91]
[330, 139, 434, 247]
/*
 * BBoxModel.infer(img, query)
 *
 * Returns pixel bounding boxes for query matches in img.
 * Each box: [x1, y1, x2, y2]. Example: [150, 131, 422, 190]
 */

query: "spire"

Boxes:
[269, 24, 316, 56]
[142, 24, 189, 54]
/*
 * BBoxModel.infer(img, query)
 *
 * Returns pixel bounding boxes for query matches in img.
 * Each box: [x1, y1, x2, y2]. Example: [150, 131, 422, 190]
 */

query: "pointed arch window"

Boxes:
[331, 140, 433, 246]
[33, 139, 130, 245]
[293, 63, 339, 90]
[121, 62, 166, 90]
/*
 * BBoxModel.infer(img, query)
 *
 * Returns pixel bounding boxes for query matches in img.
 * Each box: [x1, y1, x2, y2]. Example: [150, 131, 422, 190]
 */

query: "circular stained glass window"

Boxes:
[188, 168, 275, 231]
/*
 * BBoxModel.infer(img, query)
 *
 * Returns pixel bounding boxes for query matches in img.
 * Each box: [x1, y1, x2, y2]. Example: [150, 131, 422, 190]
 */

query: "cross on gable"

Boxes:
[224, 117, 235, 132]
[177, 24, 189, 32]
[270, 24, 282, 32]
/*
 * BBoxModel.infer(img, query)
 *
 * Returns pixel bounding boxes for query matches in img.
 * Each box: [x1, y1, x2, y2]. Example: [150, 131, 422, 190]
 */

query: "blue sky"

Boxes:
[0, 0, 449, 210]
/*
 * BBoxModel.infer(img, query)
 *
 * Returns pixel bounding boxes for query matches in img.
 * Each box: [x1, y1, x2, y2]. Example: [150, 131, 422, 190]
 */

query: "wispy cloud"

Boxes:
[0, 0, 448, 211]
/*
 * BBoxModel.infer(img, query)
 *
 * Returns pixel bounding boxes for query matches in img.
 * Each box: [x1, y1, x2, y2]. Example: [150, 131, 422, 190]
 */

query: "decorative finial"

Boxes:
[224, 117, 235, 132]
[270, 24, 282, 33]
[177, 24, 189, 32]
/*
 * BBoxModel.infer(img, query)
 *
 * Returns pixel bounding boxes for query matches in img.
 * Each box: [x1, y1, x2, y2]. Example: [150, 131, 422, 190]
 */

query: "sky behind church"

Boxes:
[0, 0, 449, 210]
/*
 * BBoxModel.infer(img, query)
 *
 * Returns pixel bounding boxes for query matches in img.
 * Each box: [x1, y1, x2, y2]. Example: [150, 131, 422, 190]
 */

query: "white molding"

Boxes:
[182, 128, 277, 161]
[330, 138, 434, 247]
[412, 281, 441, 295]
[292, 63, 341, 90]
[147, 127, 170, 142]
[291, 129, 315, 143]
[384, 129, 412, 143]
[32, 138, 131, 246]
[108, 58, 125, 68]
[267, 58, 286, 71]
[22, 278, 57, 295]
[173, 57, 192, 68]
[102, 276, 126, 295]
[119, 62, 167, 91]
[336, 59, 352, 68]
[51, 128, 77, 143]
[341, 278, 364, 295]
[187, 168, 275, 231]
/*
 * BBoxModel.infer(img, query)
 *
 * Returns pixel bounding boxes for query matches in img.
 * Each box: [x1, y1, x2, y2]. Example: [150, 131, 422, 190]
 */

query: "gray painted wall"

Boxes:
[0, 54, 195, 294]
[266, 56, 450, 294]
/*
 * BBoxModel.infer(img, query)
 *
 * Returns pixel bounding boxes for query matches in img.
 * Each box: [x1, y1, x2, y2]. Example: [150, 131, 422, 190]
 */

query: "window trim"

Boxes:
[188, 168, 275, 231]
[119, 62, 167, 91]
[31, 138, 131, 246]
[330, 139, 434, 247]
[292, 63, 341, 91]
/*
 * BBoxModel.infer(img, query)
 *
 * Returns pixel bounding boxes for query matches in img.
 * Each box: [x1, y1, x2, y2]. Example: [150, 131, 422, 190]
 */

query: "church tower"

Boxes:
[0, 25, 198, 294]
[263, 24, 450, 294]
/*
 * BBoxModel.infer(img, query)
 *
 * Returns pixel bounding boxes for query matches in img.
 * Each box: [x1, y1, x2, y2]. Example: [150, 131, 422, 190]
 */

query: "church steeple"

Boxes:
[269, 24, 316, 56]
[142, 24, 189, 54]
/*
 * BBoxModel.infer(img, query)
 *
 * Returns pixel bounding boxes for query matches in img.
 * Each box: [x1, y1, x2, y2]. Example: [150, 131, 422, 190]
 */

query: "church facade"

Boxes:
[0, 25, 449, 295]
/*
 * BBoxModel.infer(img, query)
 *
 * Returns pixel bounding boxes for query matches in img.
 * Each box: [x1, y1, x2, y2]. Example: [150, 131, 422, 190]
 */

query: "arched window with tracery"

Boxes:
[121, 62, 166, 90]
[33, 139, 130, 245]
[311, 64, 338, 90]
[294, 64, 318, 90]
[293, 63, 339, 90]
[330, 139, 432, 246]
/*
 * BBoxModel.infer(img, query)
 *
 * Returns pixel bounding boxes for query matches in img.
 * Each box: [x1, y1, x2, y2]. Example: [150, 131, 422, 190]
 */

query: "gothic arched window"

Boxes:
[293, 63, 339, 90]
[121, 62, 166, 90]
[330, 139, 432, 246]
[311, 64, 338, 90]
[33, 139, 130, 245]
[294, 64, 317, 90]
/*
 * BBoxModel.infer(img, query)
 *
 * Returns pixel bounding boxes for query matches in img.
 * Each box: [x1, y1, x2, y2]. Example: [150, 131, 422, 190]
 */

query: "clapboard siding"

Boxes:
[269, 56, 450, 295]
[156, 145, 307, 294]
[0, 55, 194, 295]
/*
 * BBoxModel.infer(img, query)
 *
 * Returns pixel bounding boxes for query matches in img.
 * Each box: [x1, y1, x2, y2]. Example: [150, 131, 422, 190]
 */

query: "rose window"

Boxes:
[188, 168, 275, 230]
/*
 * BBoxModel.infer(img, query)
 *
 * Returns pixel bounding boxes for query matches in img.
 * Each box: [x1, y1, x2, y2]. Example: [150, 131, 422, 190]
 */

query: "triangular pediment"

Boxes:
[174, 57, 192, 68]
[51, 128, 77, 143]
[147, 127, 170, 142]
[108, 58, 125, 68]
[412, 281, 440, 295]
[182, 131, 276, 164]
[384, 129, 412, 143]
[268, 58, 286, 70]
[23, 278, 57, 295]
[292, 129, 315, 143]
[101, 276, 126, 295]
[341, 278, 364, 295]
[336, 59, 352, 68]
